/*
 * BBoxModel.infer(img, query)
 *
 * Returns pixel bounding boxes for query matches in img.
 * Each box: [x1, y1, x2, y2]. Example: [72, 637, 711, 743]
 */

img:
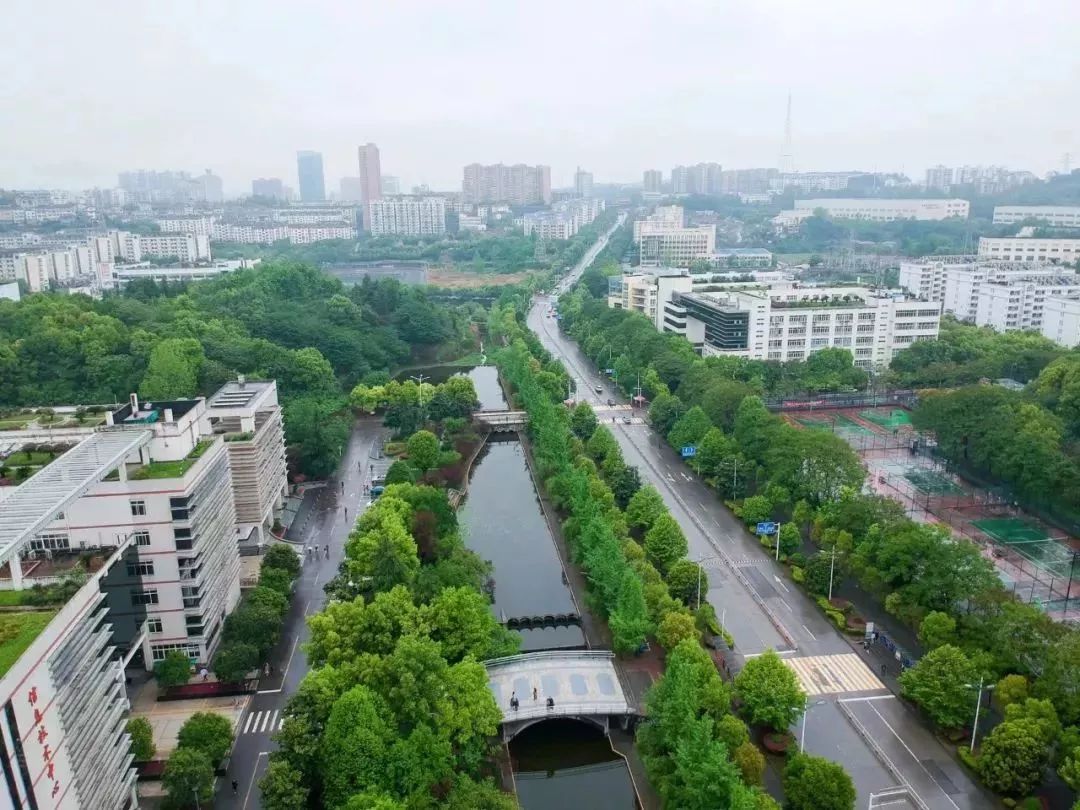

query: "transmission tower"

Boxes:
[780, 94, 794, 174]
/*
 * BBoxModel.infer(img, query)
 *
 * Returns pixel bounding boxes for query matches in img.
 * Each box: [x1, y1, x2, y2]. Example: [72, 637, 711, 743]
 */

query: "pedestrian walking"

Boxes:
[263, 663, 270, 678]
[231, 780, 239, 795]
[200, 667, 209, 682]
[532, 686, 537, 701]
[340, 481, 344, 492]
[344, 506, 348, 519]
[324, 544, 329, 559]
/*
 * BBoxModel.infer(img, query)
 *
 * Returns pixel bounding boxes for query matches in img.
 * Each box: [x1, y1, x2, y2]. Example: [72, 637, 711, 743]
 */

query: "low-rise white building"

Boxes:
[286, 225, 356, 244]
[711, 248, 773, 268]
[211, 223, 288, 244]
[367, 197, 447, 237]
[156, 216, 215, 236]
[1040, 296, 1080, 347]
[992, 205, 1080, 227]
[974, 275, 1080, 333]
[638, 223, 715, 268]
[110, 231, 211, 263]
[457, 214, 486, 232]
[792, 198, 970, 221]
[607, 269, 693, 330]
[662, 286, 940, 369]
[978, 236, 1080, 264]
[109, 260, 250, 288]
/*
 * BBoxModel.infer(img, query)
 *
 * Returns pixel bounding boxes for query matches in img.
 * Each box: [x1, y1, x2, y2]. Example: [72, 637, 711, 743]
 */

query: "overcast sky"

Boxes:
[3, 0, 1078, 193]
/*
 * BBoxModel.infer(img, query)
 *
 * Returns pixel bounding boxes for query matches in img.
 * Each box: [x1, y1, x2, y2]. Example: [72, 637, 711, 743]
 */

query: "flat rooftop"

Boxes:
[208, 379, 275, 410]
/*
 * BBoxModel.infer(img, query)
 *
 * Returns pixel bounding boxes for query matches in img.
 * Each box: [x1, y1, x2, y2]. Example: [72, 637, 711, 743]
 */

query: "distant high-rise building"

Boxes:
[643, 169, 663, 193]
[357, 143, 383, 204]
[340, 177, 364, 202]
[462, 163, 551, 205]
[197, 169, 223, 203]
[367, 197, 447, 236]
[382, 175, 401, 195]
[671, 166, 690, 194]
[252, 177, 286, 200]
[574, 167, 594, 198]
[925, 165, 953, 191]
[296, 150, 326, 202]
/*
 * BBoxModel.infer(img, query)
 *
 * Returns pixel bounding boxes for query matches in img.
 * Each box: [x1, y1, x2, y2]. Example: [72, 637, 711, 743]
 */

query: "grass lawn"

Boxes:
[0, 418, 32, 430]
[0, 592, 26, 607]
[0, 612, 58, 677]
[3, 451, 53, 466]
[130, 439, 213, 480]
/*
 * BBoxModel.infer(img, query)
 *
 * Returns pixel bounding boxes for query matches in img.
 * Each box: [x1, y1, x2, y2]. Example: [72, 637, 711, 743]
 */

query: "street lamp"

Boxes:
[799, 698, 828, 754]
[965, 677, 996, 753]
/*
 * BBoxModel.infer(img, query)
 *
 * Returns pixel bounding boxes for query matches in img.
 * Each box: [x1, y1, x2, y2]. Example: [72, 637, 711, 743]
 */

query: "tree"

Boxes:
[739, 495, 772, 527]
[424, 586, 519, 663]
[586, 425, 619, 460]
[803, 552, 833, 596]
[1059, 747, 1080, 791]
[609, 569, 652, 654]
[126, 717, 155, 762]
[259, 566, 294, 597]
[733, 740, 765, 786]
[657, 610, 700, 650]
[246, 585, 290, 618]
[898, 644, 977, 730]
[649, 392, 685, 437]
[778, 522, 801, 556]
[345, 520, 420, 593]
[141, 337, 204, 399]
[285, 395, 351, 479]
[783, 753, 856, 810]
[176, 711, 234, 765]
[213, 641, 260, 682]
[668, 406, 714, 452]
[320, 685, 396, 806]
[734, 649, 806, 731]
[644, 514, 689, 575]
[716, 714, 750, 751]
[154, 650, 191, 688]
[260, 759, 310, 810]
[664, 716, 758, 810]
[626, 485, 666, 531]
[384, 459, 418, 485]
[666, 559, 706, 606]
[162, 748, 215, 810]
[1033, 631, 1080, 725]
[406, 430, 440, 473]
[223, 600, 286, 656]
[570, 402, 600, 440]
[262, 544, 301, 578]
[610, 464, 642, 510]
[996, 674, 1030, 709]
[979, 719, 1051, 796]
[917, 611, 957, 650]
[1004, 698, 1061, 747]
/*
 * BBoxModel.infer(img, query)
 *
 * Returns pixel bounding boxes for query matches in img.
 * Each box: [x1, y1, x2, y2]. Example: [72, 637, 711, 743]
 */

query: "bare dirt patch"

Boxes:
[427, 267, 537, 288]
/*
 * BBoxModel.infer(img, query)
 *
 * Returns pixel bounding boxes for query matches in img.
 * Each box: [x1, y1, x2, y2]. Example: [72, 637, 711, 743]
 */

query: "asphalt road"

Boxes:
[218, 418, 388, 809]
[526, 227, 992, 810]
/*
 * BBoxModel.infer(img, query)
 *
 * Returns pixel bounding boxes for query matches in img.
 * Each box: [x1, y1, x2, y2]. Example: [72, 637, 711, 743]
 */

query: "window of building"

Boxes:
[147, 617, 163, 634]
[855, 348, 873, 357]
[31, 532, 70, 551]
[150, 643, 201, 663]
[813, 314, 831, 323]
[858, 313, 875, 320]
[130, 500, 147, 517]
[787, 351, 805, 359]
[134, 531, 151, 547]
[127, 561, 155, 577]
[130, 589, 159, 606]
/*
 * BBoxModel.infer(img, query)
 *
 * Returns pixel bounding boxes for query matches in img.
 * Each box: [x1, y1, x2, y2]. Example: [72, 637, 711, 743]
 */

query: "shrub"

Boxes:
[177, 712, 234, 765]
[260, 567, 294, 597]
[127, 717, 155, 762]
[162, 748, 214, 809]
[154, 650, 192, 688]
[734, 741, 765, 785]
[262, 544, 300, 578]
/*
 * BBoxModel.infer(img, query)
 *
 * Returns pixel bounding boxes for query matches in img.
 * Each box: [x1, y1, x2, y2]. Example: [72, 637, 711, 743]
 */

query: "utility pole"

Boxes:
[775, 523, 782, 561]
[828, 545, 837, 600]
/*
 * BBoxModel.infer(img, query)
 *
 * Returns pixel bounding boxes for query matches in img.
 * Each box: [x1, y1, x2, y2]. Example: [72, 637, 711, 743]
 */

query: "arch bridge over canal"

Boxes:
[474, 410, 528, 431]
[485, 651, 639, 741]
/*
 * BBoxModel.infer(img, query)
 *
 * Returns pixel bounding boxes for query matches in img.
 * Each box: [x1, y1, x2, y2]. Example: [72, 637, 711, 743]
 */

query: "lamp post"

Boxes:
[774, 523, 783, 561]
[828, 545, 837, 601]
[799, 698, 828, 753]
[965, 677, 996, 753]
[409, 373, 430, 420]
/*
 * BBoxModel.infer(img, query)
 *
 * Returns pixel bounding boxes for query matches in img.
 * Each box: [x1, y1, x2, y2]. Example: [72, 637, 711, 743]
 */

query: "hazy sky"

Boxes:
[3, 0, 1077, 193]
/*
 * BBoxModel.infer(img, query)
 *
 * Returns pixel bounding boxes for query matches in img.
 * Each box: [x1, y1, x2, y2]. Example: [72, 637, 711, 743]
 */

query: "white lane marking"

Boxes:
[278, 716, 286, 730]
[697, 500, 707, 510]
[243, 711, 255, 734]
[281, 635, 300, 685]
[864, 700, 959, 810]
[243, 751, 269, 809]
[801, 624, 817, 641]
[784, 654, 886, 695]
[774, 576, 790, 593]
[779, 598, 793, 611]
[260, 710, 275, 733]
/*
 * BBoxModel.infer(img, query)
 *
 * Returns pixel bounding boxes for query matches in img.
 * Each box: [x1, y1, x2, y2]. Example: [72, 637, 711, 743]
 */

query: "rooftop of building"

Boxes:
[712, 248, 773, 256]
[208, 377, 276, 411]
[0, 610, 58, 677]
[109, 396, 200, 425]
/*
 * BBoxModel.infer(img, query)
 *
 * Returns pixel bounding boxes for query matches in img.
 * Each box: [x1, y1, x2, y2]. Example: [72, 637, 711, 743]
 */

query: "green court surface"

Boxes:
[834, 414, 876, 436]
[972, 517, 1048, 544]
[795, 415, 834, 431]
[903, 469, 963, 494]
[860, 408, 913, 429]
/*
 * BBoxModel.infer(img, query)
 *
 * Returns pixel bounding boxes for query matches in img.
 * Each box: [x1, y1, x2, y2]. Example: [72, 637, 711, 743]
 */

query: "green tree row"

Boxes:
[261, 482, 519, 809]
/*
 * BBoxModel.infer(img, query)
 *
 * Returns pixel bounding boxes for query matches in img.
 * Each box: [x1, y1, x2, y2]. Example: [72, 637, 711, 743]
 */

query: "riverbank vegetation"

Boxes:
[0, 262, 478, 478]
[261, 482, 518, 808]
[558, 266, 1080, 805]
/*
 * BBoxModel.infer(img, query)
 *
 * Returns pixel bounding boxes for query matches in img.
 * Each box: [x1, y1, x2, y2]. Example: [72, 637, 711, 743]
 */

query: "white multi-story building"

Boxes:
[898, 258, 976, 304]
[978, 236, 1080, 264]
[523, 199, 606, 240]
[110, 231, 211, 263]
[109, 260, 250, 288]
[1040, 296, 1080, 347]
[367, 197, 447, 237]
[607, 269, 693, 330]
[661, 286, 940, 369]
[792, 198, 970, 221]
[638, 221, 715, 268]
[992, 205, 1080, 228]
[457, 214, 486, 232]
[974, 275, 1080, 333]
[211, 223, 288, 244]
[275, 208, 353, 226]
[632, 205, 685, 240]
[925, 165, 954, 191]
[286, 225, 357, 244]
[156, 216, 215, 236]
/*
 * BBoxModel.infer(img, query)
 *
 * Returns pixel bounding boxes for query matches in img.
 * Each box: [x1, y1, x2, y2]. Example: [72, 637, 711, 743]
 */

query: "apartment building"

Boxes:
[637, 209, 715, 268]
[252, 177, 286, 200]
[574, 168, 594, 199]
[155, 216, 214, 236]
[978, 236, 1080, 264]
[296, 151, 326, 202]
[110, 231, 211, 263]
[792, 198, 970, 221]
[367, 197, 447, 237]
[523, 199, 605, 240]
[1040, 296, 1080, 348]
[457, 214, 486, 232]
[462, 163, 552, 205]
[992, 205, 1080, 228]
[662, 286, 940, 369]
[773, 172, 862, 193]
[974, 276, 1080, 333]
[925, 165, 954, 191]
[643, 170, 663, 194]
[607, 269, 693, 330]
[211, 223, 288, 244]
[287, 225, 356, 244]
[275, 208, 353, 225]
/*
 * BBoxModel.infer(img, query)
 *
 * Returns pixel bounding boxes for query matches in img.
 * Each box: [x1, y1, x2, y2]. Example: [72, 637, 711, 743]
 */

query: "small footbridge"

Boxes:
[473, 410, 528, 431]
[484, 650, 639, 741]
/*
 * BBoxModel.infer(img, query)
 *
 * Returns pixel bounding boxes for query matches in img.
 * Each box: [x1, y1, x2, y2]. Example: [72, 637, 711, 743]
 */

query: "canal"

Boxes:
[396, 364, 505, 412]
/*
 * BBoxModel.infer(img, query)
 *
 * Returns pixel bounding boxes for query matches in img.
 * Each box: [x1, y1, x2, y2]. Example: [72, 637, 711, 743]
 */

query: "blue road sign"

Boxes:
[755, 521, 778, 535]
[604, 368, 615, 375]
[681, 446, 697, 458]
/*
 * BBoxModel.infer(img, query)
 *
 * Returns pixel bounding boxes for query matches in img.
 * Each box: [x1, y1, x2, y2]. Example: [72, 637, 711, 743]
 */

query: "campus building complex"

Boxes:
[978, 236, 1080, 264]
[634, 206, 715, 268]
[791, 198, 970, 221]
[992, 205, 1080, 228]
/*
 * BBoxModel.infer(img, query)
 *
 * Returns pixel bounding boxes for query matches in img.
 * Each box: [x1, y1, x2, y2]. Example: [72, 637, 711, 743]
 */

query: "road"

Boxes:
[220, 418, 388, 809]
[525, 219, 991, 810]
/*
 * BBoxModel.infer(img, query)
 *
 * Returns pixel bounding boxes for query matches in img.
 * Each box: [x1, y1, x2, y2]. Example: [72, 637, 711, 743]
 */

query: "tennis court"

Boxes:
[973, 517, 1050, 544]
[794, 414, 836, 431]
[859, 408, 912, 430]
[834, 414, 876, 436]
[903, 468, 963, 495]
[974, 518, 1076, 581]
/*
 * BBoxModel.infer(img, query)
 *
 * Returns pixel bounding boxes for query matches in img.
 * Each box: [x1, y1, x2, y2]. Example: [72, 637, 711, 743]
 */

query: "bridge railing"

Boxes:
[500, 700, 633, 723]
[484, 650, 615, 669]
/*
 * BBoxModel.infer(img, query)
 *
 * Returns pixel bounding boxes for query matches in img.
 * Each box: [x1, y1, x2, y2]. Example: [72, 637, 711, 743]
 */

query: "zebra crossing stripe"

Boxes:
[242, 709, 289, 734]
[243, 712, 254, 734]
[783, 653, 886, 695]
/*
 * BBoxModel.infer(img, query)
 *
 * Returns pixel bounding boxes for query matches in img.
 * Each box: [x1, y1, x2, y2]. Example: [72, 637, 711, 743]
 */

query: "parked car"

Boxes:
[607, 398, 615, 406]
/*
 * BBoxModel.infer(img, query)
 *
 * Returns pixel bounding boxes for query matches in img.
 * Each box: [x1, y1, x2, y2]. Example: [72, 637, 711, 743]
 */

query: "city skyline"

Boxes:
[2, 1, 1076, 192]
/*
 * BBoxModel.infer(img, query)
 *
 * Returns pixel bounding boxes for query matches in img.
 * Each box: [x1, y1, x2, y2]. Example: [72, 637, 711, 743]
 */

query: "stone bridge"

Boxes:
[484, 650, 638, 741]
[474, 410, 528, 431]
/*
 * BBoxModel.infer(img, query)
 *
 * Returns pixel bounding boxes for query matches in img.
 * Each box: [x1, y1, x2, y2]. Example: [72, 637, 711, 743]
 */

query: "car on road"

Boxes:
[593, 385, 603, 394]
[622, 416, 632, 424]
[607, 398, 615, 406]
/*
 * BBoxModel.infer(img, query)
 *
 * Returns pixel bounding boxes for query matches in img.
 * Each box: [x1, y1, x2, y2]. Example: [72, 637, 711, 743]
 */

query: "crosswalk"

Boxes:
[241, 709, 285, 735]
[731, 556, 773, 567]
[784, 653, 886, 695]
